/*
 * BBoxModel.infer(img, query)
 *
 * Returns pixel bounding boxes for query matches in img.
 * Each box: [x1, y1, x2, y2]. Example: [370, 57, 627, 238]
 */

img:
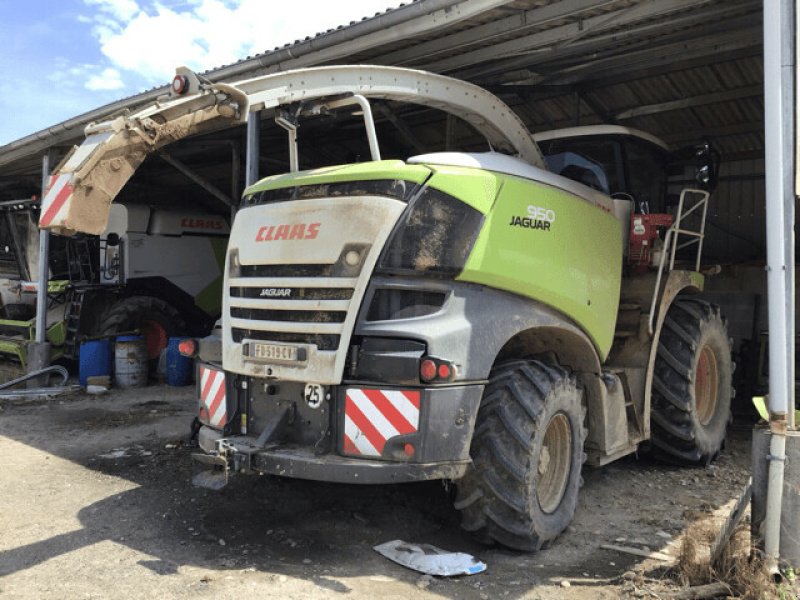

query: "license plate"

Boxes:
[251, 343, 298, 362]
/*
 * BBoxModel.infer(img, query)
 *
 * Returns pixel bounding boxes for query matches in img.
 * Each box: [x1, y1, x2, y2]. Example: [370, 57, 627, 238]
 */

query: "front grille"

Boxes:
[231, 307, 347, 323]
[241, 264, 333, 278]
[228, 260, 357, 351]
[230, 287, 353, 300]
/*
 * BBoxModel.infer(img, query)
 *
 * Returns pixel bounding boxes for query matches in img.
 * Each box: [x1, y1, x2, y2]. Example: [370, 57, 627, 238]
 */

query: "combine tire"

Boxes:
[651, 298, 732, 465]
[455, 360, 586, 551]
[100, 296, 185, 361]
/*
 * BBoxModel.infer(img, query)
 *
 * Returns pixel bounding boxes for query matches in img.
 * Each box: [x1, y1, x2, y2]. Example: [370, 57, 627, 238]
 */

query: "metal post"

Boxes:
[27, 153, 53, 380]
[231, 142, 241, 222]
[288, 129, 299, 172]
[445, 114, 455, 151]
[35, 155, 51, 343]
[245, 112, 260, 187]
[762, 0, 796, 573]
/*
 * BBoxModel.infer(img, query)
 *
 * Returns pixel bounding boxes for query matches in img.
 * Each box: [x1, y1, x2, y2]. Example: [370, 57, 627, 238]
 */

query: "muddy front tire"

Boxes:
[651, 298, 732, 465]
[455, 360, 586, 552]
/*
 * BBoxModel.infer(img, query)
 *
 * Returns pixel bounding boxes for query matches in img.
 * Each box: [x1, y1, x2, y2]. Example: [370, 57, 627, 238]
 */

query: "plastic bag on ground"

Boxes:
[373, 539, 487, 576]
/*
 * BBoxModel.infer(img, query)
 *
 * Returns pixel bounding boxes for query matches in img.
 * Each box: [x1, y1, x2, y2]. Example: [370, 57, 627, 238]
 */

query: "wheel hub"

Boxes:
[536, 412, 572, 514]
[695, 344, 719, 425]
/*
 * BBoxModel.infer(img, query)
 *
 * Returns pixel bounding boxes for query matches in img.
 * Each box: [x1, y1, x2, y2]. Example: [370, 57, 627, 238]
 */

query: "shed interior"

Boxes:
[0, 0, 777, 406]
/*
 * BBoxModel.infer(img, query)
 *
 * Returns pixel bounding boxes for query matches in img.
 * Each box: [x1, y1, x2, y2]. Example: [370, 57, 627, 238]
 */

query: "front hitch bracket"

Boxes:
[191, 452, 230, 490]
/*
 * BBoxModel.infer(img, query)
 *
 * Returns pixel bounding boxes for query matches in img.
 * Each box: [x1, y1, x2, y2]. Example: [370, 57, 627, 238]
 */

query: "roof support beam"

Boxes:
[614, 86, 763, 120]
[374, 103, 426, 153]
[577, 88, 615, 124]
[423, 0, 727, 74]
[569, 47, 762, 90]
[659, 121, 763, 144]
[158, 151, 234, 207]
[538, 28, 762, 86]
[487, 84, 575, 100]
[458, 2, 759, 83]
[371, 0, 616, 66]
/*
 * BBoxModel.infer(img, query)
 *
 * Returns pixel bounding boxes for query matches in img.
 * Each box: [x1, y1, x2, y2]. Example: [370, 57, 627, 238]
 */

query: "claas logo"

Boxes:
[181, 217, 225, 230]
[256, 222, 321, 242]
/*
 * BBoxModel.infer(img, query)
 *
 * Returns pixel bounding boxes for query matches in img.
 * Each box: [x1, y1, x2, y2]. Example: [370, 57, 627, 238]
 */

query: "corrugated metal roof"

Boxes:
[1, 0, 765, 199]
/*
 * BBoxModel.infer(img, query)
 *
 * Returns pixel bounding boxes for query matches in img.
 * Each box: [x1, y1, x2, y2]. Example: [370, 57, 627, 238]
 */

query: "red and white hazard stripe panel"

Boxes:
[40, 173, 74, 228]
[343, 388, 420, 457]
[199, 366, 227, 429]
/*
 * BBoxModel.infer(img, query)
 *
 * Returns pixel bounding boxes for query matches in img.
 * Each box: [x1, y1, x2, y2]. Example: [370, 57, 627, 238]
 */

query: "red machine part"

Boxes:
[628, 213, 673, 272]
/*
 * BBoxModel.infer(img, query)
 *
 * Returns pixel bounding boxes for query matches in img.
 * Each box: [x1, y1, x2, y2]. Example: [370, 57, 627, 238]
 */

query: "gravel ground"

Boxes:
[0, 385, 757, 599]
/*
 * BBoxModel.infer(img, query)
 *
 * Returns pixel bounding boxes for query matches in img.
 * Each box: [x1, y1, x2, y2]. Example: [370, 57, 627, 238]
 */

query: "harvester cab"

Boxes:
[536, 125, 719, 275]
[40, 65, 732, 553]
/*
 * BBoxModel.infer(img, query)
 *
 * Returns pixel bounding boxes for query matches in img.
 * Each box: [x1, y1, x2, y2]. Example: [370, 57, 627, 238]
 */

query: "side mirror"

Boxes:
[693, 140, 719, 192]
[671, 140, 720, 193]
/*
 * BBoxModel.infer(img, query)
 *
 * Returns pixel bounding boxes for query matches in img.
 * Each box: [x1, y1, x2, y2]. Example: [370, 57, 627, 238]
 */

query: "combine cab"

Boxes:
[0, 198, 227, 375]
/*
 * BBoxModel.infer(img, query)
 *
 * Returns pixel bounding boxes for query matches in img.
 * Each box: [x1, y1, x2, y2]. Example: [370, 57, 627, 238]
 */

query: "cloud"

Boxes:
[86, 67, 126, 90]
[82, 0, 399, 88]
[85, 0, 141, 23]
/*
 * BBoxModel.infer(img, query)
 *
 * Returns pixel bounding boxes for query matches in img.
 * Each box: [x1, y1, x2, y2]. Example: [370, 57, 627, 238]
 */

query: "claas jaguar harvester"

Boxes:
[41, 66, 731, 551]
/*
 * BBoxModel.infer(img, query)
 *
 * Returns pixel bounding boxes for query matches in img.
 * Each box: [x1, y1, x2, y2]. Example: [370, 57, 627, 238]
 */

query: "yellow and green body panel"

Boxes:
[243, 160, 622, 360]
[245, 160, 432, 194]
[0, 318, 67, 366]
[450, 171, 622, 359]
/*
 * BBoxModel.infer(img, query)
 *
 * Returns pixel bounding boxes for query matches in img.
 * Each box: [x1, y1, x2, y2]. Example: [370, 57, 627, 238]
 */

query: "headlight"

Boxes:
[377, 188, 484, 277]
[228, 248, 241, 278]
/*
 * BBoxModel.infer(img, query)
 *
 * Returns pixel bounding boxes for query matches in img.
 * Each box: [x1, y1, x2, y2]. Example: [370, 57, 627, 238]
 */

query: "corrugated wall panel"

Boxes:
[702, 159, 765, 263]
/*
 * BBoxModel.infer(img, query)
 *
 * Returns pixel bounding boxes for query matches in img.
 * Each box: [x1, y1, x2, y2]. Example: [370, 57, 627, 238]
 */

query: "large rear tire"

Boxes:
[100, 296, 185, 362]
[651, 298, 732, 465]
[454, 360, 586, 551]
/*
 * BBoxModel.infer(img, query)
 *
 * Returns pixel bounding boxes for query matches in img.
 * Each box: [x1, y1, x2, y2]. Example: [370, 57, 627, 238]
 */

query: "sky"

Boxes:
[0, 0, 399, 146]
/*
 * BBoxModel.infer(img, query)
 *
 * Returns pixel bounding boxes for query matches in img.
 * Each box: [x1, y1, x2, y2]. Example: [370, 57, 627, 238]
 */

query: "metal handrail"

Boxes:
[648, 188, 710, 334]
[668, 188, 709, 271]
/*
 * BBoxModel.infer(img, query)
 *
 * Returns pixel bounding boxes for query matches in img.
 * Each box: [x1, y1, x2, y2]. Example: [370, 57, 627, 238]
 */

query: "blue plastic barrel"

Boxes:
[79, 339, 112, 387]
[166, 337, 192, 386]
[114, 335, 148, 388]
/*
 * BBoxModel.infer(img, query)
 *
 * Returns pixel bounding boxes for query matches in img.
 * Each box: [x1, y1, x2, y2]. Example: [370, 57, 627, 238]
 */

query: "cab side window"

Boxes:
[540, 139, 623, 195]
[625, 140, 667, 213]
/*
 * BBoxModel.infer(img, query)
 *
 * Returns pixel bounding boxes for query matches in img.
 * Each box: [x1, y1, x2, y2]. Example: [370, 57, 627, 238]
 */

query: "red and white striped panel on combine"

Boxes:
[199, 366, 227, 429]
[40, 173, 74, 228]
[343, 388, 420, 457]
